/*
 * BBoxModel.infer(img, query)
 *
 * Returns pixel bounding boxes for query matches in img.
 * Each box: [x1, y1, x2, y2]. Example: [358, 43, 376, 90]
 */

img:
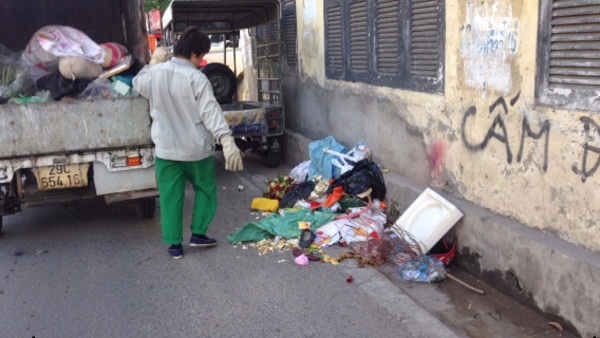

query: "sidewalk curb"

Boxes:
[338, 259, 466, 338]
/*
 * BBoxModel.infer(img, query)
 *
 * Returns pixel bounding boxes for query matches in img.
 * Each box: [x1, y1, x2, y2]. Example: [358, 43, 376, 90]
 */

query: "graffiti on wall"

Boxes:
[461, 92, 600, 181]
[572, 117, 600, 182]
[461, 91, 550, 172]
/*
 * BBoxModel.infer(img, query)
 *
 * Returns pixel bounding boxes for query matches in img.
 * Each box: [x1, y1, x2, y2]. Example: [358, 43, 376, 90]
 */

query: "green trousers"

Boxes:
[155, 156, 217, 245]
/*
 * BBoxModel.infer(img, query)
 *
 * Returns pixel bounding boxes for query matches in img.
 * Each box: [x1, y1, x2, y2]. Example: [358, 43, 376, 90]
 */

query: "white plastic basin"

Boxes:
[393, 188, 463, 254]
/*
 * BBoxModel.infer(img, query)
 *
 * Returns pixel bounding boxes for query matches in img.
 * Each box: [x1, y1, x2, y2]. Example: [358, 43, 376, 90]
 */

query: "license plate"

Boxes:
[34, 164, 90, 191]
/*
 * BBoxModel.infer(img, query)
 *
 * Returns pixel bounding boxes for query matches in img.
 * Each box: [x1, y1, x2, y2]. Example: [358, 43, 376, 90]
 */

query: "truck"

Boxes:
[0, 0, 158, 233]
[161, 0, 285, 168]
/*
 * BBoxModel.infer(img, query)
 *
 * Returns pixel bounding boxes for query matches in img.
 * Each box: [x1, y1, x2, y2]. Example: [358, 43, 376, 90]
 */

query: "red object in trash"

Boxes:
[346, 275, 353, 283]
[429, 238, 456, 266]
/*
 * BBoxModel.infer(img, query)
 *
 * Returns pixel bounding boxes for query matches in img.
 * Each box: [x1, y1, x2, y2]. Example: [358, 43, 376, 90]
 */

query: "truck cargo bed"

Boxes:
[0, 97, 152, 159]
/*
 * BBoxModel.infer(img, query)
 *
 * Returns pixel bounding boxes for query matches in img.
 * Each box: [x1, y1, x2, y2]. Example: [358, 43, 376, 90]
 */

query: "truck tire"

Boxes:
[134, 198, 156, 219]
[200, 63, 237, 104]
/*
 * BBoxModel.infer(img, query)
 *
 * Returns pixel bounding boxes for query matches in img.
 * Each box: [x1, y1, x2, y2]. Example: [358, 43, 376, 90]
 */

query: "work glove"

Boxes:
[220, 135, 244, 171]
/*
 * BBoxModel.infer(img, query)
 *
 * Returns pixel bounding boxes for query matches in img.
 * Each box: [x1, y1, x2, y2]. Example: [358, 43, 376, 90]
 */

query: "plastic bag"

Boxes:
[21, 25, 105, 72]
[7, 91, 51, 104]
[396, 255, 446, 283]
[36, 72, 90, 101]
[76, 78, 115, 100]
[327, 159, 386, 200]
[0, 44, 36, 100]
[279, 180, 315, 209]
[289, 160, 311, 182]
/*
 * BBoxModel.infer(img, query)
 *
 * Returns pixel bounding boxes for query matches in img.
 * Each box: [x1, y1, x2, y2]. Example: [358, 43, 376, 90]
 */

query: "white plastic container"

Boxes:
[392, 188, 463, 254]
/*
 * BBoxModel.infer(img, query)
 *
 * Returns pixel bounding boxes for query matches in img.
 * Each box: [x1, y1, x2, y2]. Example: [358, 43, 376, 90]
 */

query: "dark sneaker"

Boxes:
[168, 244, 183, 259]
[189, 234, 217, 247]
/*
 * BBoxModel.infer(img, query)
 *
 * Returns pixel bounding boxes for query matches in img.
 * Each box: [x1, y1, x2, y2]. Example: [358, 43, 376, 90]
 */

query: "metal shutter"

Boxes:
[348, 0, 369, 73]
[410, 0, 441, 78]
[375, 0, 401, 75]
[283, 3, 297, 67]
[548, 0, 600, 90]
[326, 4, 344, 73]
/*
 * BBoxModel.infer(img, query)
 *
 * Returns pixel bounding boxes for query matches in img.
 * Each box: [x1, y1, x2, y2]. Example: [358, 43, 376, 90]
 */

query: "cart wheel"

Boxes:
[134, 198, 156, 219]
[263, 138, 282, 168]
[200, 63, 237, 104]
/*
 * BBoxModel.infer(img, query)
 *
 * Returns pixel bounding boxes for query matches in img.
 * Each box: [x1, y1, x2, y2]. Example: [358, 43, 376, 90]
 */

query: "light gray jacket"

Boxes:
[132, 57, 232, 161]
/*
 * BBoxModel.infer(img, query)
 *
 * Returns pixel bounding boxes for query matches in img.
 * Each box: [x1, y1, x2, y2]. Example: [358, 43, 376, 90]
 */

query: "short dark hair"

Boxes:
[174, 27, 211, 58]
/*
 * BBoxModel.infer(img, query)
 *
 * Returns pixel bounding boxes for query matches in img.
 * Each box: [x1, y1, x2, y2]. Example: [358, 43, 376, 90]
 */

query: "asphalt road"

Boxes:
[0, 152, 462, 338]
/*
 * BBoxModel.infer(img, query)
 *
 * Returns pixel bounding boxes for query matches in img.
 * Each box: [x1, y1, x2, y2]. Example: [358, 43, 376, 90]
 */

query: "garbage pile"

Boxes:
[0, 25, 134, 105]
[229, 136, 464, 284]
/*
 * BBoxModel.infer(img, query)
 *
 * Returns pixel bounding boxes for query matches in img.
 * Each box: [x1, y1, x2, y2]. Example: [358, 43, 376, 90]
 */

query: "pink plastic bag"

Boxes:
[21, 25, 105, 71]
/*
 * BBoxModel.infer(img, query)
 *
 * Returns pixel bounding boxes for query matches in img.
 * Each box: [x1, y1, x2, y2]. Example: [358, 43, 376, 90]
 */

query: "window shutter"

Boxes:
[409, 0, 444, 91]
[325, 1, 344, 78]
[348, 0, 369, 77]
[323, 0, 444, 92]
[282, 1, 298, 69]
[410, 0, 440, 77]
[548, 1, 600, 90]
[536, 0, 600, 110]
[375, 0, 401, 75]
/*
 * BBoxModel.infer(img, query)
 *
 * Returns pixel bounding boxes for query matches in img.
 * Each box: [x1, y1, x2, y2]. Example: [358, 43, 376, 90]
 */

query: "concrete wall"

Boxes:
[282, 0, 600, 336]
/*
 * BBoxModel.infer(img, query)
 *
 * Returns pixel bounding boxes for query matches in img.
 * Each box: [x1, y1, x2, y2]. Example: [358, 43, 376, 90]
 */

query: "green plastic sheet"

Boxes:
[227, 209, 337, 243]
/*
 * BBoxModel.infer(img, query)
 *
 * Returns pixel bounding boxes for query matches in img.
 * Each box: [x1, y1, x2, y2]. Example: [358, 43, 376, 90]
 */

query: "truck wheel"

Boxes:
[263, 137, 282, 168]
[134, 198, 156, 219]
[200, 63, 237, 104]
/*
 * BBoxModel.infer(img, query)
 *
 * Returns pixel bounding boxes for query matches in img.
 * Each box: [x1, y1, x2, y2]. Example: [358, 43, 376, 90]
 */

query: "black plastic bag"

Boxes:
[327, 159, 386, 200]
[279, 180, 315, 208]
[36, 72, 90, 100]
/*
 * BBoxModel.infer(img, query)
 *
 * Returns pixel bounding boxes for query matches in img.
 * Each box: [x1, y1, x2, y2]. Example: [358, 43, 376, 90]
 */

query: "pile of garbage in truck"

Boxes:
[0, 25, 133, 105]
